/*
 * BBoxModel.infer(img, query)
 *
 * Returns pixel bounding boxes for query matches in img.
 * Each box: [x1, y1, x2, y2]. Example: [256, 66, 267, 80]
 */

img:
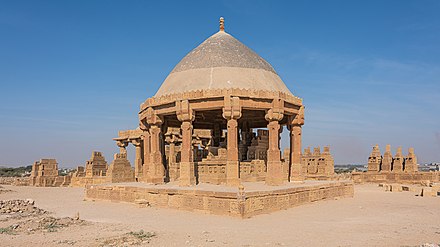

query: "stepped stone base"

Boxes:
[85, 180, 354, 218]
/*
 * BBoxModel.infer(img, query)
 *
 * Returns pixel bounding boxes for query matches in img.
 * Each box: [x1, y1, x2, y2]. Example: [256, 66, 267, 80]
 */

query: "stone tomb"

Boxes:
[114, 18, 306, 188]
[353, 144, 440, 184]
[70, 151, 109, 187]
[106, 153, 135, 183]
[85, 18, 355, 217]
[85, 180, 354, 218]
[29, 159, 71, 187]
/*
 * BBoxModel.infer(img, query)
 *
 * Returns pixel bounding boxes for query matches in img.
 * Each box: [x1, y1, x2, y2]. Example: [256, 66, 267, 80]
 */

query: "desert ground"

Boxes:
[0, 184, 439, 247]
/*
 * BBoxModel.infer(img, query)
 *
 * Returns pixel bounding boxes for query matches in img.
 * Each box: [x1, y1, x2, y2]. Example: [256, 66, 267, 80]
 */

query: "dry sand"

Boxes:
[0, 184, 439, 246]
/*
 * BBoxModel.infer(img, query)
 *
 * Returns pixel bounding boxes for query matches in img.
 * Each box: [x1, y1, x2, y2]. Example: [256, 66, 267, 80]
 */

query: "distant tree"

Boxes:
[0, 165, 32, 177]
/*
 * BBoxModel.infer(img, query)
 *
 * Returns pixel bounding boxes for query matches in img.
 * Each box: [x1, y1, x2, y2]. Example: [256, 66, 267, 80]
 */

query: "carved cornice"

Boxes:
[140, 88, 302, 112]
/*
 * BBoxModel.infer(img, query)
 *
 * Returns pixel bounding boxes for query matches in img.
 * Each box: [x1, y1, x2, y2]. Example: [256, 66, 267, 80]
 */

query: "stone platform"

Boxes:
[85, 180, 354, 218]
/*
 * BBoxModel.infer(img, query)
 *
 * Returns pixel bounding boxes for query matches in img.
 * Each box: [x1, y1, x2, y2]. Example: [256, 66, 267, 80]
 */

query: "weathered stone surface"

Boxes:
[85, 181, 353, 218]
[106, 153, 135, 183]
[29, 159, 71, 187]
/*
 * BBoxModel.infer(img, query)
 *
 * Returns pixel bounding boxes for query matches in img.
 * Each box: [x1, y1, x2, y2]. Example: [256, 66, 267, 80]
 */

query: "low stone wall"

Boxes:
[0, 177, 29, 186]
[85, 181, 354, 218]
[379, 183, 440, 197]
[352, 171, 439, 185]
[70, 176, 107, 188]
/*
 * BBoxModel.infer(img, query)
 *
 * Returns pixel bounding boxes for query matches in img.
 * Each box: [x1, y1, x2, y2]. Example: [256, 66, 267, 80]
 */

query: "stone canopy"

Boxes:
[118, 18, 305, 187]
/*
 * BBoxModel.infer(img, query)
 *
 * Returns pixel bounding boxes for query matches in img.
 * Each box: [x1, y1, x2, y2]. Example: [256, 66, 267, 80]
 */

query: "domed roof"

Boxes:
[154, 24, 293, 97]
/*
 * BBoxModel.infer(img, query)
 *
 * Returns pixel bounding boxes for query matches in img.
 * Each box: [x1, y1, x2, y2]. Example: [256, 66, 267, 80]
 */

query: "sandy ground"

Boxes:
[0, 184, 439, 247]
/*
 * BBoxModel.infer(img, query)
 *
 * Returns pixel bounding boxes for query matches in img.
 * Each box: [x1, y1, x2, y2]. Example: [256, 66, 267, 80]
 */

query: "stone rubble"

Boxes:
[0, 199, 46, 217]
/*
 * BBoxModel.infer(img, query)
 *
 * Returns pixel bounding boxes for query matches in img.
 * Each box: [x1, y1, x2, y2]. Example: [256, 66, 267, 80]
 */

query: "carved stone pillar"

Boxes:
[265, 98, 285, 186]
[142, 129, 150, 181]
[239, 121, 251, 161]
[289, 106, 305, 182]
[382, 144, 392, 172]
[143, 107, 165, 184]
[168, 140, 178, 181]
[176, 100, 196, 186]
[213, 123, 221, 147]
[289, 125, 304, 182]
[131, 139, 143, 181]
[223, 96, 241, 186]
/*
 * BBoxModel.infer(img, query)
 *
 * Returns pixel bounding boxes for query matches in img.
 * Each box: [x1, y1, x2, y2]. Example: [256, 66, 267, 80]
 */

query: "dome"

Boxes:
[154, 28, 293, 97]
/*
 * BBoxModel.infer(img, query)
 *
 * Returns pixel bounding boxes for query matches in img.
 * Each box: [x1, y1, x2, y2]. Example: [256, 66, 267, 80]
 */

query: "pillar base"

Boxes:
[266, 161, 284, 186]
[168, 165, 179, 182]
[290, 163, 304, 183]
[179, 162, 196, 186]
[146, 161, 165, 184]
[226, 160, 240, 187]
[145, 176, 165, 185]
[290, 176, 305, 183]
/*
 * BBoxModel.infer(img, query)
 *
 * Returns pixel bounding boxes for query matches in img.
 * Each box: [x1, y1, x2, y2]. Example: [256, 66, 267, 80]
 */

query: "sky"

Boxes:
[1, 0, 439, 167]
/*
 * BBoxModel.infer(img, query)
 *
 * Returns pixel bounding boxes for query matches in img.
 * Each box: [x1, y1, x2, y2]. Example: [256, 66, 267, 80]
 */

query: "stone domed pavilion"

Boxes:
[118, 18, 305, 186]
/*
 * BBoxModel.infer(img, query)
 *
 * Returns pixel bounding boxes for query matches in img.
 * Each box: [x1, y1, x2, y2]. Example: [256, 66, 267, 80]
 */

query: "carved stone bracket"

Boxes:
[131, 139, 141, 147]
[139, 120, 148, 131]
[142, 107, 163, 126]
[222, 95, 242, 120]
[265, 97, 284, 122]
[176, 99, 195, 122]
[289, 105, 304, 126]
[116, 140, 128, 154]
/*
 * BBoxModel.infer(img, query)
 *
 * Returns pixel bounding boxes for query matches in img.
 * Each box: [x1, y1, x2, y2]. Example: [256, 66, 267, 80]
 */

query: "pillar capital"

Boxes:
[265, 98, 284, 122]
[176, 99, 195, 122]
[222, 95, 241, 120]
[288, 124, 302, 135]
[116, 140, 128, 148]
[116, 140, 128, 155]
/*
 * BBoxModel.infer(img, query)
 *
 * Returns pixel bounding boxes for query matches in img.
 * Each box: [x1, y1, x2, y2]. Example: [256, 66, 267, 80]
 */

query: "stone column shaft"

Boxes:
[290, 125, 304, 182]
[179, 121, 196, 186]
[133, 142, 142, 180]
[142, 131, 150, 180]
[226, 118, 240, 186]
[266, 120, 283, 185]
[169, 142, 176, 164]
[147, 125, 165, 184]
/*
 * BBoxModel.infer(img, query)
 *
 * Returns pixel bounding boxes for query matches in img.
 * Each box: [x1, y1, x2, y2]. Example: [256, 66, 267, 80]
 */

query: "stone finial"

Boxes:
[396, 146, 402, 156]
[219, 17, 225, 32]
[313, 147, 321, 156]
[385, 144, 391, 153]
[372, 144, 381, 156]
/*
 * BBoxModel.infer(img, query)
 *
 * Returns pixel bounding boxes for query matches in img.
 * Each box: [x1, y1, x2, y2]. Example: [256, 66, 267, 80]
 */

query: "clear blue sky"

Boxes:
[1, 0, 439, 167]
